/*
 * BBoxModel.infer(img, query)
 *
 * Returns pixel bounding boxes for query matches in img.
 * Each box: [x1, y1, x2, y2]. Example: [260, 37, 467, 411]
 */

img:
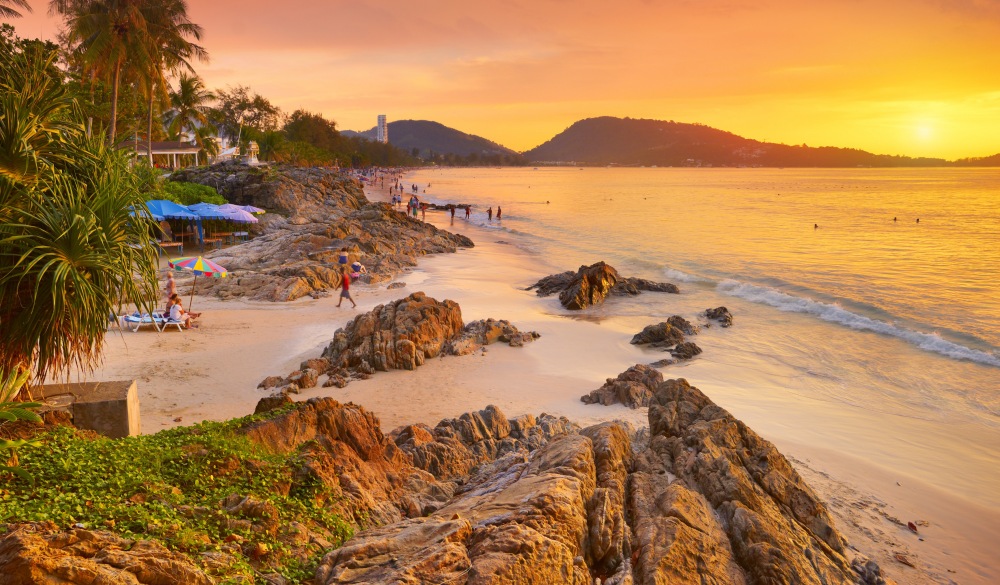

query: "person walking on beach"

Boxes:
[335, 267, 357, 308]
[450, 206, 456, 222]
[497, 206, 502, 220]
[487, 207, 493, 221]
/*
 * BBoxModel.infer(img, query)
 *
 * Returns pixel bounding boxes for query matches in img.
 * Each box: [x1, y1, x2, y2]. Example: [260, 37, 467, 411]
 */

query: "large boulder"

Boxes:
[529, 261, 678, 310]
[581, 363, 664, 408]
[322, 292, 464, 376]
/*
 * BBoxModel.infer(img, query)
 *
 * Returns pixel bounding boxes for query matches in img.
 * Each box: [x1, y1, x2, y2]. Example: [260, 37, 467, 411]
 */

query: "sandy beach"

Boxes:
[72, 178, 999, 585]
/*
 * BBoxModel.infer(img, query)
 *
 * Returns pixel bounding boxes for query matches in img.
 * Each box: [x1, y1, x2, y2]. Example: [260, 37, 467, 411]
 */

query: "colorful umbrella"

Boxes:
[168, 256, 228, 311]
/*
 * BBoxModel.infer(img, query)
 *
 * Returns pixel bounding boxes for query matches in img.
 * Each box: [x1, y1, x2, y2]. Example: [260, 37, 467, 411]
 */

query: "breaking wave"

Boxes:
[717, 280, 1000, 368]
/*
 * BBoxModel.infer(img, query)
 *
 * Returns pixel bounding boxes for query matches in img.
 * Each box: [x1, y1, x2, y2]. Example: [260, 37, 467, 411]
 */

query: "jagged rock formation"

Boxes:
[0, 523, 214, 584]
[581, 363, 664, 407]
[1, 385, 890, 584]
[168, 163, 473, 301]
[259, 294, 539, 391]
[528, 261, 679, 310]
[448, 318, 540, 354]
[706, 306, 735, 327]
[631, 315, 703, 366]
[315, 378, 890, 585]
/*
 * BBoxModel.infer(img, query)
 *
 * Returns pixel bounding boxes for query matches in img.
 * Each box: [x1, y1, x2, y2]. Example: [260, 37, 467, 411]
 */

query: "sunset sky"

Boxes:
[10, 0, 1000, 159]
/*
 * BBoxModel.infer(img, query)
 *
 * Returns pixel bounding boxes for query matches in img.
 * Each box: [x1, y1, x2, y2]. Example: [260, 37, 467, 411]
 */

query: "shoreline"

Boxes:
[81, 174, 999, 584]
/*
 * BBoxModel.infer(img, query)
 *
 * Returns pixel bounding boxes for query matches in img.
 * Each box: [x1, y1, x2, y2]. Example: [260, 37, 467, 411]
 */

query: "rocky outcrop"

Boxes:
[581, 363, 664, 408]
[0, 523, 214, 584]
[447, 318, 540, 355]
[529, 261, 679, 310]
[392, 405, 578, 480]
[2, 383, 890, 584]
[256, 294, 537, 390]
[169, 164, 473, 302]
[631, 315, 703, 367]
[706, 306, 734, 327]
[317, 377, 888, 585]
[670, 340, 702, 359]
[322, 292, 464, 376]
[241, 398, 574, 528]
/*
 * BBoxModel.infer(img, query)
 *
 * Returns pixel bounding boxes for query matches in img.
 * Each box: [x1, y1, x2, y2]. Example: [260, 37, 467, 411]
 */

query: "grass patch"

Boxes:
[0, 409, 352, 582]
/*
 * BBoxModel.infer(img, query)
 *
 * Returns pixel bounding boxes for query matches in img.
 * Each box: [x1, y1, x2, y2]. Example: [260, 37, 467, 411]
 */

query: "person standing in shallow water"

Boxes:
[487, 207, 493, 221]
[465, 205, 471, 219]
[335, 267, 356, 308]
[497, 206, 502, 220]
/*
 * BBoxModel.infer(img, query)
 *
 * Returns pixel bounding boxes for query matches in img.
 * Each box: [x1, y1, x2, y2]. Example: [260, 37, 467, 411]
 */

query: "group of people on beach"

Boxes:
[163, 272, 199, 329]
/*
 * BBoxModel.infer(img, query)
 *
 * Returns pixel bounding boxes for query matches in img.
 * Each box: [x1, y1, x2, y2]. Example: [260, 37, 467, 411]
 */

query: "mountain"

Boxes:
[523, 116, 951, 167]
[344, 120, 517, 159]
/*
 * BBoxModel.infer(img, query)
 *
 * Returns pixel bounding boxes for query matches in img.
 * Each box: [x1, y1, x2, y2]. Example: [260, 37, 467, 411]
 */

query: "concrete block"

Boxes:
[38, 380, 141, 438]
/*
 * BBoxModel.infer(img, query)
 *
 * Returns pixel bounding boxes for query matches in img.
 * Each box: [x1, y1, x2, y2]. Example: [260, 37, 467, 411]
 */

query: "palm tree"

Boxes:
[166, 72, 214, 139]
[0, 0, 31, 18]
[0, 47, 159, 393]
[140, 0, 206, 164]
[49, 0, 156, 146]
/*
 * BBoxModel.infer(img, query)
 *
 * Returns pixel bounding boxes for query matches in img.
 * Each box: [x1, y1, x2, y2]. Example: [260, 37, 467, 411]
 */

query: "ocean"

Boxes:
[401, 166, 1000, 510]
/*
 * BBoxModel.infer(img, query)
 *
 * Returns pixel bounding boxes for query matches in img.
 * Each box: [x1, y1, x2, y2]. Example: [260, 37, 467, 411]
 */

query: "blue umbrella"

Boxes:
[217, 204, 259, 223]
[188, 202, 231, 220]
[146, 199, 199, 220]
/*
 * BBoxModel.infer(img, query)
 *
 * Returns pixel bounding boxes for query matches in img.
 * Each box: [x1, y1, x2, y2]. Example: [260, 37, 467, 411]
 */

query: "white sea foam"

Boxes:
[664, 268, 710, 284]
[717, 280, 1000, 368]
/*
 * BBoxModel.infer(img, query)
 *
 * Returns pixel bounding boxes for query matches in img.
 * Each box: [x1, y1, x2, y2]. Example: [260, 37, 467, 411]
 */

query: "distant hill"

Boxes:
[523, 117, 952, 167]
[344, 120, 517, 158]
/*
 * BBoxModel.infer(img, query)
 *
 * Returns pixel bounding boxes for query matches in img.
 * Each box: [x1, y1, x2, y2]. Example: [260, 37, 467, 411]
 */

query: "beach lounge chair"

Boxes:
[121, 313, 161, 332]
[120, 313, 186, 332]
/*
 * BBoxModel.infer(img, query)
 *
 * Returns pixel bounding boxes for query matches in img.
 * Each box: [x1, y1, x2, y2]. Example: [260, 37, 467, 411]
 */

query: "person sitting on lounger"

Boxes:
[168, 295, 200, 329]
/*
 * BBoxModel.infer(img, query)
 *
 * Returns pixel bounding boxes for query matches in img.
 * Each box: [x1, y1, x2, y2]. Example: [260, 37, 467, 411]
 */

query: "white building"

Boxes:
[377, 114, 388, 143]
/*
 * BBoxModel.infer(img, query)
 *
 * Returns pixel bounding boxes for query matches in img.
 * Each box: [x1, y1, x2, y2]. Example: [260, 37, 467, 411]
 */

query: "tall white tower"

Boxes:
[376, 115, 388, 143]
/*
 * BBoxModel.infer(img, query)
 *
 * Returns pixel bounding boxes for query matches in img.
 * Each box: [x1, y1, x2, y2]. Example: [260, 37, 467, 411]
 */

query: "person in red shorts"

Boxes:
[335, 267, 356, 308]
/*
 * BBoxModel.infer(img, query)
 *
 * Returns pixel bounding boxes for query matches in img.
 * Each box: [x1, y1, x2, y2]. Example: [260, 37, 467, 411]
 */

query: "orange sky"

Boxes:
[10, 0, 1000, 159]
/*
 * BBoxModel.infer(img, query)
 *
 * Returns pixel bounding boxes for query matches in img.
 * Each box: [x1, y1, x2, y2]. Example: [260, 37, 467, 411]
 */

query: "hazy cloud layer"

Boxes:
[13, 0, 1000, 157]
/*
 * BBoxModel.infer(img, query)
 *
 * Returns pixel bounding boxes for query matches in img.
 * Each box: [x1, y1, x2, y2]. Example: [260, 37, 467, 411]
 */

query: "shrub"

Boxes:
[163, 181, 226, 206]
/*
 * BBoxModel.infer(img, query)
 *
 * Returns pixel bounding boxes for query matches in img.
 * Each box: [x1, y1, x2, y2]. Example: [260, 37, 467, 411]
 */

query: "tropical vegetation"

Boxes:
[4, 411, 353, 581]
[0, 36, 160, 390]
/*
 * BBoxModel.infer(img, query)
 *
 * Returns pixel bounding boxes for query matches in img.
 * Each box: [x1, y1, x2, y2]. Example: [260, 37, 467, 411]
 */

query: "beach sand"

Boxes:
[72, 181, 998, 584]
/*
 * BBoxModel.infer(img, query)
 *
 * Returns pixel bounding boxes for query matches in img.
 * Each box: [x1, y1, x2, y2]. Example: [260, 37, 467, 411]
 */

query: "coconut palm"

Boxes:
[140, 0, 207, 164]
[49, 0, 157, 146]
[0, 47, 159, 393]
[166, 72, 214, 142]
[0, 0, 32, 19]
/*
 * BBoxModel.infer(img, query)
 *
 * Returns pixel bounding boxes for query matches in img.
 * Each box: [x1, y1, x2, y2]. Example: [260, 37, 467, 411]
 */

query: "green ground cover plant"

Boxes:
[0, 409, 352, 582]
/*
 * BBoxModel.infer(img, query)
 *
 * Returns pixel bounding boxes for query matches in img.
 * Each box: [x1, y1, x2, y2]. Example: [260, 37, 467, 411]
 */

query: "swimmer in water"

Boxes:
[814, 224, 818, 229]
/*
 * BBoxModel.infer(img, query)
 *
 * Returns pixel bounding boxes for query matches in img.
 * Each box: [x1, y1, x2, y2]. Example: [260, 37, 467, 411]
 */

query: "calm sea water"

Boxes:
[405, 167, 1000, 423]
[411, 167, 1000, 359]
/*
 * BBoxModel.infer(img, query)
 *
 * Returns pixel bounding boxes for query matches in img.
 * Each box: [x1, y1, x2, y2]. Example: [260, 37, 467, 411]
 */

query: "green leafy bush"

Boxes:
[1, 411, 352, 581]
[163, 181, 226, 206]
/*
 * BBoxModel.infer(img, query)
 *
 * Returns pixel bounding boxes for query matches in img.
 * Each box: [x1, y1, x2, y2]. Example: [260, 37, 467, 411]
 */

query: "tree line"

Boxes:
[1, 1, 420, 168]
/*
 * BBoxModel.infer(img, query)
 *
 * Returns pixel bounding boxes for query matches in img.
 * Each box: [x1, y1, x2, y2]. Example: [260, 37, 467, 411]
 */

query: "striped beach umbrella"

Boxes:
[168, 256, 228, 311]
